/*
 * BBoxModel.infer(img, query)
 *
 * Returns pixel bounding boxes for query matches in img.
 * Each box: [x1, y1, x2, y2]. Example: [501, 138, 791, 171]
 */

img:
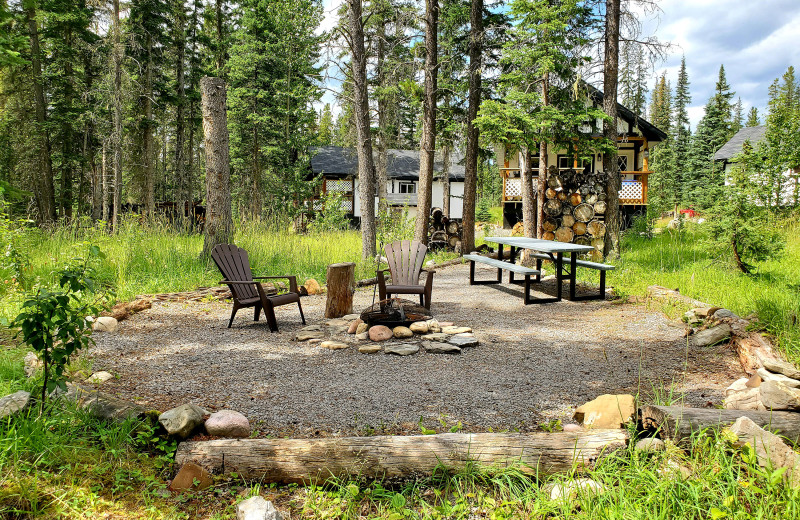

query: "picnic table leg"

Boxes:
[508, 246, 517, 283]
[555, 252, 563, 301]
[469, 260, 475, 285]
[569, 253, 577, 300]
[535, 257, 542, 282]
[496, 244, 503, 283]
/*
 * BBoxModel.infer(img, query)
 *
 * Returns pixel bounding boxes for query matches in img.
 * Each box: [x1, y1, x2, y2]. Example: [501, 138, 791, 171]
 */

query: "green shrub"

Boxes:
[476, 198, 492, 223]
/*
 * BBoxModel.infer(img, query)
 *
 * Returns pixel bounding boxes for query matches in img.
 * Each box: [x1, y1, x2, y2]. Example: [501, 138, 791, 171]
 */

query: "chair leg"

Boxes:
[253, 303, 262, 322]
[264, 303, 279, 333]
[228, 304, 239, 328]
[420, 294, 424, 306]
[297, 299, 306, 325]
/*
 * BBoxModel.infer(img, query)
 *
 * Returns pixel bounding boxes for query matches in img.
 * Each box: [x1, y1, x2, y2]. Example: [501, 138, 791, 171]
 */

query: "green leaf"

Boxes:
[709, 507, 728, 519]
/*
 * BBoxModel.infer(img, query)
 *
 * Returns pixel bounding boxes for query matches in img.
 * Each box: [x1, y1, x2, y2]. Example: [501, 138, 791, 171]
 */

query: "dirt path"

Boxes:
[89, 262, 742, 437]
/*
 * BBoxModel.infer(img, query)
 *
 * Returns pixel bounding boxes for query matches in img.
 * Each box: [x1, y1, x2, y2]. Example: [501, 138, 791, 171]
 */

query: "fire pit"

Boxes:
[360, 298, 432, 328]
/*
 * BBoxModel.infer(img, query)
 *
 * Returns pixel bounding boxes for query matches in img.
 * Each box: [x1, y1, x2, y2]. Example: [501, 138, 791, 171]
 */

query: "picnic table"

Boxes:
[464, 236, 613, 304]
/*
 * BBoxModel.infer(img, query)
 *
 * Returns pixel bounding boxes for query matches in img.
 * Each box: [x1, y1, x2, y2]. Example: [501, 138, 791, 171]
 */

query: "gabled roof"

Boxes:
[713, 126, 767, 161]
[586, 84, 668, 142]
[310, 146, 466, 181]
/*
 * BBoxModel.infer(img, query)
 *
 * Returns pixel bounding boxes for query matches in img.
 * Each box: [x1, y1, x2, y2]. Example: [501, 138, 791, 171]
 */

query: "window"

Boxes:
[398, 181, 416, 194]
[617, 155, 629, 172]
[531, 156, 540, 175]
[558, 156, 572, 169]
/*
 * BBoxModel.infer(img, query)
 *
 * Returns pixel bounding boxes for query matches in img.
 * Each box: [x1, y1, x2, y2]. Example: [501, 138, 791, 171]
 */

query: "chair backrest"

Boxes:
[211, 244, 258, 301]
[384, 240, 427, 286]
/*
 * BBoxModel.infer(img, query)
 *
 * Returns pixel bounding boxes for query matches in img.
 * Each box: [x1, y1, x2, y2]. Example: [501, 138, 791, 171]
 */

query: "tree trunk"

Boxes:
[112, 0, 123, 232]
[442, 144, 451, 218]
[347, 0, 376, 259]
[413, 0, 438, 245]
[461, 0, 482, 254]
[175, 1, 188, 227]
[602, 0, 621, 258]
[537, 75, 549, 239]
[324, 262, 355, 318]
[24, 1, 56, 223]
[640, 405, 800, 445]
[520, 148, 536, 239]
[61, 25, 74, 219]
[102, 139, 109, 221]
[375, 18, 388, 202]
[201, 77, 233, 259]
[175, 430, 628, 483]
[144, 34, 155, 220]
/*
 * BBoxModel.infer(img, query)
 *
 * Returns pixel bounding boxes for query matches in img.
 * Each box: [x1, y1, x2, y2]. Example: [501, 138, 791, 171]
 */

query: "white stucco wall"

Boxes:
[353, 179, 465, 219]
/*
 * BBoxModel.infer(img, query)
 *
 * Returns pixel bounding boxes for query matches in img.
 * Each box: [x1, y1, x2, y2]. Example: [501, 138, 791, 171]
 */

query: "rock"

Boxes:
[24, 352, 42, 378]
[757, 368, 800, 388]
[0, 390, 31, 419]
[304, 279, 322, 295]
[423, 341, 461, 354]
[342, 314, 360, 321]
[205, 410, 250, 438]
[409, 321, 429, 334]
[368, 325, 393, 342]
[237, 496, 283, 520]
[442, 326, 472, 334]
[762, 358, 800, 380]
[728, 416, 800, 487]
[746, 373, 762, 388]
[61, 383, 147, 422]
[425, 260, 435, 267]
[358, 344, 382, 354]
[384, 343, 419, 356]
[296, 330, 324, 341]
[393, 326, 413, 339]
[712, 308, 738, 320]
[545, 478, 606, 502]
[683, 309, 704, 325]
[421, 332, 449, 341]
[320, 341, 349, 350]
[658, 459, 692, 480]
[355, 332, 369, 341]
[92, 316, 118, 332]
[448, 334, 479, 348]
[85, 371, 114, 385]
[300, 325, 322, 331]
[562, 424, 583, 433]
[427, 320, 442, 333]
[438, 321, 454, 327]
[725, 377, 750, 397]
[325, 319, 350, 328]
[759, 380, 800, 411]
[159, 404, 206, 439]
[308, 338, 322, 344]
[347, 319, 362, 334]
[723, 388, 766, 411]
[573, 394, 635, 429]
[356, 323, 369, 334]
[169, 462, 212, 492]
[666, 218, 680, 230]
[635, 437, 665, 452]
[690, 323, 731, 347]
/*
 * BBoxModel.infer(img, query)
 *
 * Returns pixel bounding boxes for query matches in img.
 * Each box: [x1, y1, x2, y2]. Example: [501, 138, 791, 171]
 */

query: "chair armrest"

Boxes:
[218, 280, 260, 285]
[252, 275, 298, 293]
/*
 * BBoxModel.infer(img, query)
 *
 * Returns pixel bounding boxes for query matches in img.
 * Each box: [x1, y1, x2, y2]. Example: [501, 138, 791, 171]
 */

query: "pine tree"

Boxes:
[731, 97, 744, 134]
[746, 107, 760, 127]
[763, 67, 800, 208]
[713, 64, 735, 138]
[648, 73, 671, 134]
[672, 55, 691, 206]
[317, 104, 334, 145]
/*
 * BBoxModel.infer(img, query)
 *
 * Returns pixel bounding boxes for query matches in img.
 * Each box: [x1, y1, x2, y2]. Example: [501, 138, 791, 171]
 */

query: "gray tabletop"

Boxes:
[484, 236, 595, 254]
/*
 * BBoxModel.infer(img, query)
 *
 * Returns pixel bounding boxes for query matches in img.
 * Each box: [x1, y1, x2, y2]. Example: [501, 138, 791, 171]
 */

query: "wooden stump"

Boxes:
[324, 262, 355, 318]
[554, 226, 574, 243]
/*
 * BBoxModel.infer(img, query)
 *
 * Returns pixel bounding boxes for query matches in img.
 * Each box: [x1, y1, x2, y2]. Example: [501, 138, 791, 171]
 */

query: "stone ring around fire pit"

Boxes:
[360, 298, 432, 328]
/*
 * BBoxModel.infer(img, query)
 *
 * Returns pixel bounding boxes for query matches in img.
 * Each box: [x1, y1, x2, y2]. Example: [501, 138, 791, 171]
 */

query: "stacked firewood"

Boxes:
[428, 207, 462, 251]
[542, 165, 607, 252]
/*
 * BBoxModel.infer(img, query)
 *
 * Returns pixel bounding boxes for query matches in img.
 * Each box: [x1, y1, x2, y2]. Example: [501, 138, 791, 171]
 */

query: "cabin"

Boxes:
[309, 146, 465, 221]
[713, 125, 798, 206]
[497, 87, 667, 228]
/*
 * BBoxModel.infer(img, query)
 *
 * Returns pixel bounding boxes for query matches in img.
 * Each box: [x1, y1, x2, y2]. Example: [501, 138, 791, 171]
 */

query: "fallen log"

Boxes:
[175, 430, 628, 483]
[734, 332, 784, 375]
[640, 405, 800, 444]
[646, 285, 713, 309]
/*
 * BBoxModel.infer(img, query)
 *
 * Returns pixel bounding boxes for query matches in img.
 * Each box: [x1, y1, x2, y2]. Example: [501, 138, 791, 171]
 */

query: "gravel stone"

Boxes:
[423, 342, 461, 354]
[359, 345, 382, 354]
[320, 341, 349, 350]
[385, 343, 419, 356]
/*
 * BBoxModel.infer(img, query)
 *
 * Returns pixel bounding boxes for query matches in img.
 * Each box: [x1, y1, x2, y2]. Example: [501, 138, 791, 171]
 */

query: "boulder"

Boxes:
[423, 341, 461, 354]
[159, 404, 206, 439]
[723, 388, 766, 411]
[384, 343, 419, 356]
[573, 394, 635, 429]
[358, 345, 382, 354]
[24, 352, 42, 378]
[725, 377, 749, 397]
[205, 410, 251, 438]
[85, 371, 114, 385]
[759, 381, 800, 411]
[447, 334, 479, 348]
[728, 416, 800, 487]
[634, 437, 665, 453]
[320, 341, 349, 350]
[442, 326, 472, 335]
[757, 368, 800, 388]
[392, 326, 413, 339]
[347, 319, 362, 334]
[303, 279, 322, 295]
[762, 358, 800, 380]
[356, 322, 369, 334]
[169, 462, 212, 492]
[544, 478, 606, 502]
[409, 321, 429, 334]
[296, 330, 324, 342]
[368, 325, 393, 342]
[237, 496, 283, 520]
[0, 390, 31, 420]
[690, 323, 731, 347]
[92, 316, 118, 333]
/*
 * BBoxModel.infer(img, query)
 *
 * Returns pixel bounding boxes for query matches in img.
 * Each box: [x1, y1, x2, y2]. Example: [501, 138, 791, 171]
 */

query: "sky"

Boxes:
[317, 0, 800, 129]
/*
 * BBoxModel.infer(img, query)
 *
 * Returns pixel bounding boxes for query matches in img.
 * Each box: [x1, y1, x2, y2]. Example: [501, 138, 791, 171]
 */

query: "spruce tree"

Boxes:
[746, 107, 760, 127]
[672, 56, 691, 206]
[731, 97, 744, 134]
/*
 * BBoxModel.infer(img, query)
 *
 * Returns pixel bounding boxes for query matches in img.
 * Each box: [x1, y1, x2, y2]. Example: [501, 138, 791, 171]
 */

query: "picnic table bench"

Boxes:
[463, 254, 542, 305]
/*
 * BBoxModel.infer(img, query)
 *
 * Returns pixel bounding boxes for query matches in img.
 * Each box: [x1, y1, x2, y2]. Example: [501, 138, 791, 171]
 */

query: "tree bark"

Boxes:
[413, 0, 438, 245]
[175, 429, 628, 483]
[521, 148, 536, 239]
[102, 139, 109, 221]
[175, 1, 188, 227]
[375, 17, 389, 202]
[461, 0, 482, 254]
[537, 74, 549, 239]
[602, 0, 621, 258]
[112, 0, 123, 232]
[144, 34, 155, 220]
[441, 144, 451, 218]
[201, 77, 233, 259]
[347, 0, 376, 259]
[24, 1, 56, 223]
[324, 262, 355, 318]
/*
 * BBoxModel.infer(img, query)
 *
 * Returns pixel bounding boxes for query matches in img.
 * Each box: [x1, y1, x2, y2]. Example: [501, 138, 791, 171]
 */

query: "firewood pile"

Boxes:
[542, 165, 608, 253]
[428, 207, 462, 252]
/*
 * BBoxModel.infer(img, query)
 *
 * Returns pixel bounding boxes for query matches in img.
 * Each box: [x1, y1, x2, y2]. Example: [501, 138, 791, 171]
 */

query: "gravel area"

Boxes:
[90, 262, 742, 437]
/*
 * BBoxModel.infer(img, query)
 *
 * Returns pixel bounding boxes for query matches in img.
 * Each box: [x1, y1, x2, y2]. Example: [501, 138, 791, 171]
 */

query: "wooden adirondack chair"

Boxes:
[211, 244, 305, 332]
[377, 240, 434, 309]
